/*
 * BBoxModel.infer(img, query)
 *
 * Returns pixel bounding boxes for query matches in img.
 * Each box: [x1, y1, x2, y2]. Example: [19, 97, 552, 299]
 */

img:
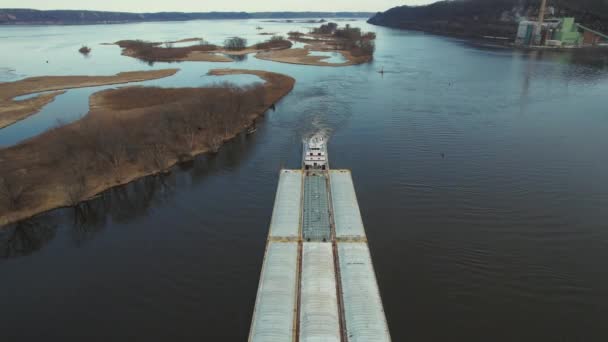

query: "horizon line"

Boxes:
[0, 8, 378, 13]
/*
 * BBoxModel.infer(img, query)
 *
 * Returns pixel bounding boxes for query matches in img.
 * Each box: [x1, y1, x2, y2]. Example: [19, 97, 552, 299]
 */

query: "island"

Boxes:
[0, 69, 179, 129]
[115, 36, 292, 63]
[0, 69, 295, 226]
[114, 23, 376, 67]
[257, 23, 376, 66]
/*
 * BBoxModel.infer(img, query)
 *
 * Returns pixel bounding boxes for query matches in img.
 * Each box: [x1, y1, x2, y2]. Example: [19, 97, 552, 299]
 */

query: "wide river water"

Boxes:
[1, 19, 608, 341]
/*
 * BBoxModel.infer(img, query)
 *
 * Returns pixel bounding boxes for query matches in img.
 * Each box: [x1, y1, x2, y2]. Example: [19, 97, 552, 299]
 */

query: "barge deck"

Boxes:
[249, 168, 391, 342]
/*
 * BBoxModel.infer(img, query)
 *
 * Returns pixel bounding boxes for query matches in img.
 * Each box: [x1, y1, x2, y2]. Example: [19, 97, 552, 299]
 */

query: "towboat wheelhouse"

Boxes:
[303, 134, 328, 170]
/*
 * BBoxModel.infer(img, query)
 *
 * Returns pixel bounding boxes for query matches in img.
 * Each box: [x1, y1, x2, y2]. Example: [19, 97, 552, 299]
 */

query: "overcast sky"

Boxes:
[1, 0, 435, 12]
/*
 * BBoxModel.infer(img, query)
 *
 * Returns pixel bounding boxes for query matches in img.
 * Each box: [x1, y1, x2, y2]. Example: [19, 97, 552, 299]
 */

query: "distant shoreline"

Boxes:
[0, 9, 373, 26]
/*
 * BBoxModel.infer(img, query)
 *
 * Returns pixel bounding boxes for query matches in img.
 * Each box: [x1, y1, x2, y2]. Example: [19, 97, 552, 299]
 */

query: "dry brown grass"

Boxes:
[254, 38, 292, 50]
[0, 91, 66, 129]
[116, 37, 292, 63]
[0, 69, 179, 129]
[255, 47, 370, 67]
[0, 69, 295, 227]
[117, 40, 220, 61]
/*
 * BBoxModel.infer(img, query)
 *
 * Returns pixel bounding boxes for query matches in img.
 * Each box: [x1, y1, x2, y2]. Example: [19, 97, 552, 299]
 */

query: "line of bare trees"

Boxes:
[224, 37, 248, 50]
[116, 39, 219, 62]
[0, 82, 268, 217]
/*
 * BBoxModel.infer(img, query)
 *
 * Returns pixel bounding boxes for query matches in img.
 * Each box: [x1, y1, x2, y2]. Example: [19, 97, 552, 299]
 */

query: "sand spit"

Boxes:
[0, 69, 180, 129]
[256, 47, 370, 67]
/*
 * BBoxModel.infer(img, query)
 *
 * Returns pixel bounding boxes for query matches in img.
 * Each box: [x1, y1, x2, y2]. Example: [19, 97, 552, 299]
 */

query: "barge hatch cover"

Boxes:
[249, 169, 391, 342]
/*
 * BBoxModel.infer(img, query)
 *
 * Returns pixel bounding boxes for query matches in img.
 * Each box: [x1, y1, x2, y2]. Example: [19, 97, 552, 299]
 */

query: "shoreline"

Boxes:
[368, 22, 608, 53]
[0, 69, 180, 129]
[0, 69, 295, 228]
[255, 47, 370, 66]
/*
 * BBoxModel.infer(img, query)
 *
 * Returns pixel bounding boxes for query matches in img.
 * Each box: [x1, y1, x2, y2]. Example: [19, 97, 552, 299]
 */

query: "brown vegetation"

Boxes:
[0, 69, 295, 227]
[0, 91, 66, 129]
[0, 69, 179, 129]
[254, 36, 292, 50]
[260, 23, 376, 66]
[116, 40, 231, 62]
[308, 23, 376, 58]
[116, 36, 292, 63]
[170, 37, 204, 43]
[78, 45, 91, 54]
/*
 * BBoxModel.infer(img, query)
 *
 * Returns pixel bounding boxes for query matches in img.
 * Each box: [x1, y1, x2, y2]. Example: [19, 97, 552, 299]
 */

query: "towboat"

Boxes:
[302, 133, 328, 170]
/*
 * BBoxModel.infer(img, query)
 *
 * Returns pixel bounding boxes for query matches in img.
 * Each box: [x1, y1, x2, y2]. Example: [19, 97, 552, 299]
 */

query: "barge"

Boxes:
[249, 134, 391, 342]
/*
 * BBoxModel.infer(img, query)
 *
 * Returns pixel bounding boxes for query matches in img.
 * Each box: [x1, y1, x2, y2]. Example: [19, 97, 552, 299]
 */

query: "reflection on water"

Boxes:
[225, 54, 248, 62]
[0, 130, 257, 257]
[0, 219, 57, 258]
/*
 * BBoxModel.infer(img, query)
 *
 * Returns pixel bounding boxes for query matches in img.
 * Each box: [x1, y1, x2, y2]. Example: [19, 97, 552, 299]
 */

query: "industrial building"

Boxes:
[515, 17, 608, 47]
[514, 0, 607, 47]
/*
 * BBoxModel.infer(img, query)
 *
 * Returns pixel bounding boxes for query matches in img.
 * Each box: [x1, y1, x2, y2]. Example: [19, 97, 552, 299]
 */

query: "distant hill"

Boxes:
[368, 0, 608, 41]
[0, 9, 373, 25]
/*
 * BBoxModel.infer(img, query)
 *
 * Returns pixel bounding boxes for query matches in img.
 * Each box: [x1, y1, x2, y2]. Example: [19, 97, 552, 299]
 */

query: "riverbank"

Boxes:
[0, 69, 295, 227]
[256, 48, 369, 66]
[0, 69, 179, 129]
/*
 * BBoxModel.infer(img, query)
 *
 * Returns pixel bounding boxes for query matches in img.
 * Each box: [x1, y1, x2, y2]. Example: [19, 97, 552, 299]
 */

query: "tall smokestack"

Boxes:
[538, 0, 547, 26]
[532, 0, 548, 45]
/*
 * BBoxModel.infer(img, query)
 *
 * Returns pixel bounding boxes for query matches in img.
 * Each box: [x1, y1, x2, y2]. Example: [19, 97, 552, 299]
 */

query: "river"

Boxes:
[1, 19, 608, 341]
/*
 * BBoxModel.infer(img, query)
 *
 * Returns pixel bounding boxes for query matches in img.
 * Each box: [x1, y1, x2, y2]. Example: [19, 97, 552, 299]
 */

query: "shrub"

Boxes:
[224, 37, 247, 51]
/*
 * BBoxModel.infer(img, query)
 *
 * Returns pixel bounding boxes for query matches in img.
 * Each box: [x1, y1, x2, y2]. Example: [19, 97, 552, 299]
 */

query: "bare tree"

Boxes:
[91, 119, 129, 180]
[147, 143, 170, 171]
[0, 172, 30, 211]
[64, 158, 88, 207]
[65, 173, 87, 207]
[208, 136, 223, 153]
[224, 37, 247, 50]
[252, 84, 267, 106]
[288, 31, 303, 38]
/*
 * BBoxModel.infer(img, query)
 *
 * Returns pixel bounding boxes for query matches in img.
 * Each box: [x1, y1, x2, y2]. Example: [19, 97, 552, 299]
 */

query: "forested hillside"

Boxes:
[0, 9, 372, 25]
[368, 0, 608, 40]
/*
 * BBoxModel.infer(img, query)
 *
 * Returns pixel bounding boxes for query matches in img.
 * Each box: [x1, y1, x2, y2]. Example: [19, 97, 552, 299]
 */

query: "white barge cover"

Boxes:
[299, 242, 341, 342]
[251, 169, 391, 342]
[269, 170, 302, 239]
[329, 170, 366, 239]
[338, 243, 391, 342]
[249, 242, 298, 342]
